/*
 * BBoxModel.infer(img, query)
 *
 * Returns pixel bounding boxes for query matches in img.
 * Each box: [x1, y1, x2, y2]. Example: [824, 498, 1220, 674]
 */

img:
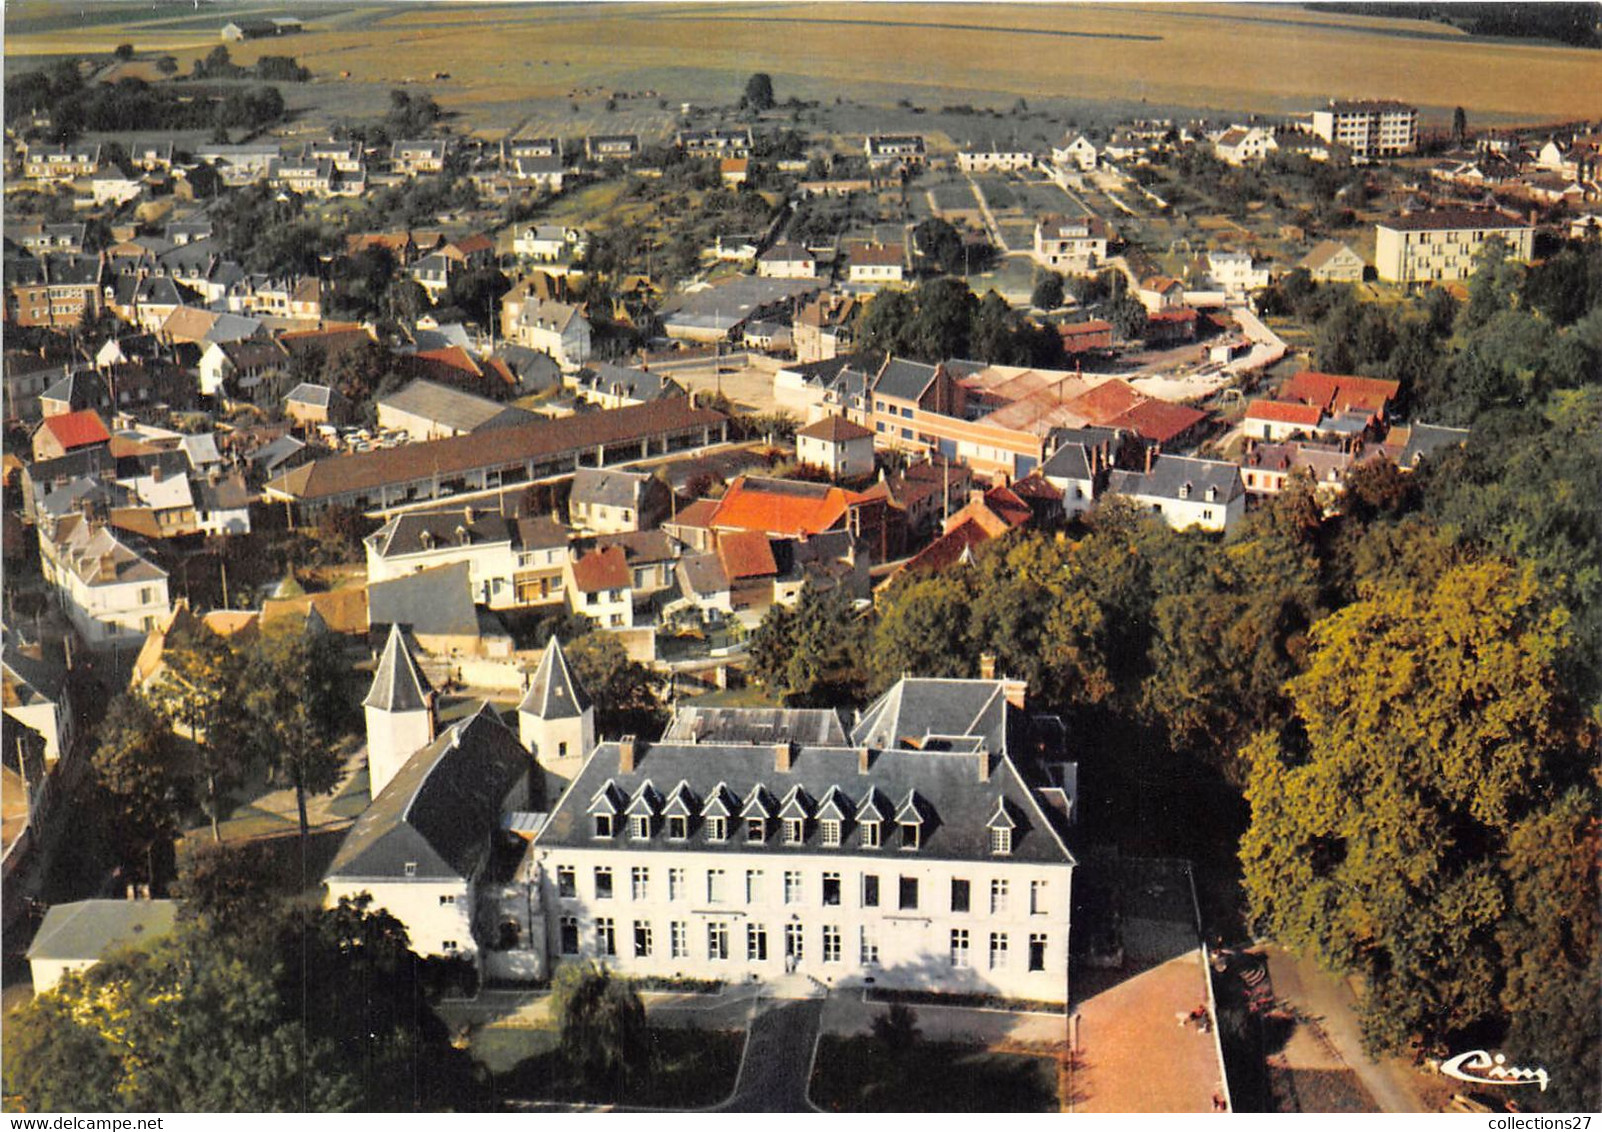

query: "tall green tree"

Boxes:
[741, 72, 775, 112]
[147, 624, 245, 842]
[92, 693, 188, 887]
[1239, 558, 1588, 1055]
[553, 964, 652, 1095]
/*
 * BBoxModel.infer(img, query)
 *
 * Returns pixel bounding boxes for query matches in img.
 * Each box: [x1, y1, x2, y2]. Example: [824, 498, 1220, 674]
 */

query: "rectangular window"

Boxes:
[822, 872, 841, 906]
[898, 876, 919, 911]
[859, 927, 879, 966]
[746, 817, 766, 843]
[669, 868, 685, 900]
[596, 918, 616, 957]
[668, 815, 688, 840]
[784, 923, 804, 962]
[822, 925, 841, 963]
[745, 869, 763, 903]
[630, 814, 650, 840]
[990, 827, 1012, 855]
[1029, 933, 1047, 972]
[595, 867, 613, 900]
[951, 928, 970, 968]
[950, 879, 970, 913]
[747, 923, 768, 961]
[990, 932, 1009, 969]
[991, 879, 1009, 914]
[820, 819, 841, 847]
[593, 814, 613, 838]
[670, 921, 688, 959]
[556, 866, 576, 898]
[634, 921, 653, 957]
[784, 818, 805, 844]
[631, 867, 649, 901]
[707, 816, 728, 842]
[899, 822, 919, 850]
[708, 921, 729, 960]
[861, 874, 879, 907]
[439, 894, 456, 906]
[860, 822, 880, 849]
[1030, 880, 1047, 915]
[707, 869, 726, 903]
[560, 916, 579, 955]
[784, 871, 803, 905]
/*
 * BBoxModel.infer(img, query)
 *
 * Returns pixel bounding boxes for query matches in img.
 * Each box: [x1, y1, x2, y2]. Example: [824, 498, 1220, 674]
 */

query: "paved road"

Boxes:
[718, 997, 825, 1112]
[1264, 946, 1426, 1114]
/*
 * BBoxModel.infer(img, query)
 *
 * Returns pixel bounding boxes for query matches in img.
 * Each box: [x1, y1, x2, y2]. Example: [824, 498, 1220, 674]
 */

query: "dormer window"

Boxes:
[899, 822, 921, 850]
[821, 819, 841, 847]
[707, 816, 728, 842]
[990, 827, 1012, 855]
[784, 818, 805, 844]
[895, 789, 926, 851]
[668, 815, 689, 840]
[594, 814, 614, 838]
[987, 797, 1017, 856]
[860, 821, 881, 849]
[630, 814, 651, 840]
[746, 817, 766, 843]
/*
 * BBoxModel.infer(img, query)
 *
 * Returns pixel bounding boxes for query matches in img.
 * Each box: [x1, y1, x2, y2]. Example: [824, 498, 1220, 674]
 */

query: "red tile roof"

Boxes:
[1146, 306, 1198, 324]
[902, 517, 994, 574]
[1106, 399, 1209, 445]
[796, 414, 875, 443]
[717, 530, 778, 581]
[40, 409, 110, 451]
[1282, 371, 1400, 415]
[1068, 379, 1144, 423]
[667, 498, 719, 530]
[708, 476, 859, 538]
[571, 546, 630, 593]
[1246, 399, 1324, 427]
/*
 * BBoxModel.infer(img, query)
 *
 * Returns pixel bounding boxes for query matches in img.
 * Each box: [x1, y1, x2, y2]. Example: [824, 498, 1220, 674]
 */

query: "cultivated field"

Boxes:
[9, 2, 1602, 132]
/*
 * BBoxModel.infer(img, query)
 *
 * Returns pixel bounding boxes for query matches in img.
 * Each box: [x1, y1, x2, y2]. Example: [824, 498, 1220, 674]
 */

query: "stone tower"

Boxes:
[363, 623, 436, 796]
[518, 636, 594, 779]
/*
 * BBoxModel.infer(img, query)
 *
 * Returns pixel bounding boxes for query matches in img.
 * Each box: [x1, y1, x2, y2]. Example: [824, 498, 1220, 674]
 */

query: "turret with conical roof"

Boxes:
[365, 623, 436, 794]
[518, 635, 594, 777]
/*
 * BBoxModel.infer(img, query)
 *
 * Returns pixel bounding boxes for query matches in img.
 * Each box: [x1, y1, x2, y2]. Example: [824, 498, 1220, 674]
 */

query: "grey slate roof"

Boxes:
[1401, 422, 1470, 466]
[1041, 428, 1118, 481]
[662, 706, 848, 747]
[326, 706, 531, 882]
[536, 705, 1072, 866]
[678, 552, 729, 597]
[368, 507, 516, 559]
[1107, 455, 1244, 504]
[874, 357, 939, 403]
[26, 899, 179, 962]
[378, 378, 534, 434]
[364, 623, 433, 713]
[286, 382, 333, 410]
[571, 466, 651, 510]
[851, 678, 1017, 756]
[579, 363, 683, 403]
[367, 561, 479, 640]
[518, 636, 590, 720]
[516, 513, 570, 550]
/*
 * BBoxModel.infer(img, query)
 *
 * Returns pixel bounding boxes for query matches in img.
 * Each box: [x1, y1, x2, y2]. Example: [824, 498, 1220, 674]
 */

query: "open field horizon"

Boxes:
[6, 2, 1601, 129]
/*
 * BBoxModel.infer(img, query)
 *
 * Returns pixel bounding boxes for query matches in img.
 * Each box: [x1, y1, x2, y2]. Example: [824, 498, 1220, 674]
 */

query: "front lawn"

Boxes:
[810, 1035, 1059, 1112]
[475, 1025, 744, 1110]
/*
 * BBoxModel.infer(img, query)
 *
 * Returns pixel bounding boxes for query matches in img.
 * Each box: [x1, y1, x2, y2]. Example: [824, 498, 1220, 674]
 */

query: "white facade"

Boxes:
[1052, 136, 1099, 171]
[38, 526, 170, 649]
[958, 151, 1035, 172]
[1374, 213, 1535, 284]
[325, 876, 474, 958]
[1206, 251, 1271, 299]
[365, 537, 520, 608]
[1311, 102, 1418, 158]
[365, 704, 435, 796]
[796, 429, 875, 479]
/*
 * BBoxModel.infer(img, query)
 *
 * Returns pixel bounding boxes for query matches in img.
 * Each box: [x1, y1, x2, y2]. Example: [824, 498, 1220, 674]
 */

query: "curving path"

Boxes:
[718, 998, 825, 1112]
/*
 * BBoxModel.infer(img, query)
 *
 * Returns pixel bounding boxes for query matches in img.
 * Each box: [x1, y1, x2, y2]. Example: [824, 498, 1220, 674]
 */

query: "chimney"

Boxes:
[1144, 445, 1155, 475]
[619, 734, 638, 774]
[857, 746, 872, 775]
[775, 739, 795, 773]
[1001, 677, 1028, 711]
[979, 652, 997, 681]
[977, 752, 991, 782]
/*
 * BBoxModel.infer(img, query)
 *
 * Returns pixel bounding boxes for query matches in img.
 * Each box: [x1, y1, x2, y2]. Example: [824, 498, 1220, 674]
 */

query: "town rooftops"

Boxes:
[37, 409, 110, 452]
[379, 379, 534, 435]
[570, 545, 630, 593]
[1281, 371, 1400, 415]
[1108, 455, 1243, 505]
[662, 705, 849, 747]
[571, 466, 653, 511]
[759, 242, 814, 264]
[1246, 400, 1324, 427]
[367, 506, 517, 560]
[1378, 208, 1530, 232]
[708, 475, 860, 538]
[326, 706, 531, 882]
[717, 530, 779, 581]
[367, 561, 479, 639]
[874, 357, 940, 402]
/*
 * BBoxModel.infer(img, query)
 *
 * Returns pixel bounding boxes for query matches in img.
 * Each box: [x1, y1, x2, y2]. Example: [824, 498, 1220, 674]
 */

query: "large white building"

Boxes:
[324, 652, 1081, 1002]
[1310, 100, 1418, 158]
[1374, 209, 1535, 285]
[1106, 454, 1246, 532]
[37, 513, 171, 649]
[364, 507, 570, 611]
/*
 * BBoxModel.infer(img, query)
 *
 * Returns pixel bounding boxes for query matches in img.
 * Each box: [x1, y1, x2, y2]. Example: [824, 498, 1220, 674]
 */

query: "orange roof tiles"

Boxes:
[708, 476, 859, 538]
[1282, 371, 1400, 415]
[1067, 379, 1144, 423]
[1246, 399, 1324, 426]
[40, 409, 110, 451]
[796, 415, 874, 443]
[571, 545, 630, 593]
[1106, 400, 1208, 445]
[717, 530, 778, 581]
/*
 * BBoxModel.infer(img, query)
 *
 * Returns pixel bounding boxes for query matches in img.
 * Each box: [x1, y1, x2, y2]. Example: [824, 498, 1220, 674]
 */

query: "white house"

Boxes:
[517, 636, 595, 781]
[565, 546, 634, 630]
[1213, 126, 1278, 166]
[757, 243, 817, 280]
[505, 298, 592, 370]
[1038, 428, 1117, 520]
[568, 467, 665, 536]
[364, 506, 571, 611]
[37, 514, 170, 648]
[1206, 251, 1272, 299]
[363, 624, 438, 797]
[1052, 135, 1099, 171]
[1033, 215, 1110, 270]
[847, 244, 906, 285]
[795, 415, 875, 480]
[513, 225, 583, 262]
[1106, 454, 1246, 532]
[26, 900, 179, 994]
[958, 149, 1035, 173]
[529, 675, 1078, 1002]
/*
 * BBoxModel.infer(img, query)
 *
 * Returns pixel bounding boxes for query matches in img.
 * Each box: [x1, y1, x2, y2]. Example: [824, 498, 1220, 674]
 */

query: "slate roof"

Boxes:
[326, 706, 531, 882]
[517, 513, 570, 550]
[518, 636, 590, 720]
[1107, 455, 1244, 504]
[537, 692, 1072, 865]
[796, 414, 874, 443]
[571, 466, 651, 511]
[368, 507, 516, 559]
[286, 382, 334, 410]
[1398, 422, 1470, 466]
[26, 899, 179, 962]
[367, 561, 479, 639]
[852, 677, 1018, 755]
[662, 706, 849, 747]
[379, 378, 534, 435]
[678, 552, 729, 597]
[364, 623, 433, 713]
[578, 363, 683, 403]
[874, 358, 939, 403]
[1378, 208, 1530, 232]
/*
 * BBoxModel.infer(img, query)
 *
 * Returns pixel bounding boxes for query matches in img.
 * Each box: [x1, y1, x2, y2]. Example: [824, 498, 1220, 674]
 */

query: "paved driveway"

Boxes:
[718, 997, 825, 1112]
